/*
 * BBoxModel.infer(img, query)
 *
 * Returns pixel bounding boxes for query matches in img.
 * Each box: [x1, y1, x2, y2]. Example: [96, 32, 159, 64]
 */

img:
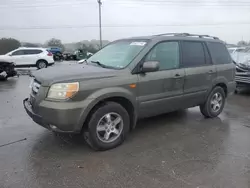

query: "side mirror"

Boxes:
[141, 61, 159, 73]
[8, 53, 12, 56]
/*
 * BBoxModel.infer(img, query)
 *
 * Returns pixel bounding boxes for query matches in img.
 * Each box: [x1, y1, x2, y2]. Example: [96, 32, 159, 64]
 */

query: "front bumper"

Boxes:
[23, 98, 83, 133]
[23, 98, 46, 128]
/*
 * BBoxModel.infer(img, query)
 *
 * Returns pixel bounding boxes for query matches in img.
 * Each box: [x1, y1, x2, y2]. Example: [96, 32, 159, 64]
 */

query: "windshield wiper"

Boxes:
[90, 61, 107, 68]
[89, 60, 120, 69]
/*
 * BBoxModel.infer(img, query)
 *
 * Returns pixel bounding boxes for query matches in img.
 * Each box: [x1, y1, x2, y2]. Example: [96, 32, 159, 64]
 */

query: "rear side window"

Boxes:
[207, 42, 232, 64]
[181, 41, 206, 67]
[24, 49, 43, 55]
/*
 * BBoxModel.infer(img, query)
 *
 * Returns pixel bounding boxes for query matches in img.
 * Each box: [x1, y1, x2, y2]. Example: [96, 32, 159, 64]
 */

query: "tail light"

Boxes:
[47, 52, 53, 56]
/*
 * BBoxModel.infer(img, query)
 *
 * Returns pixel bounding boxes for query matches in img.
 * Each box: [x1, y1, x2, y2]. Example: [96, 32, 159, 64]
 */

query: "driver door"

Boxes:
[137, 41, 185, 118]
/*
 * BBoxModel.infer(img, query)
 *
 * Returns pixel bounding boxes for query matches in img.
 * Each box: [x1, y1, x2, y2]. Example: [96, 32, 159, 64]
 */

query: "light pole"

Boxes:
[97, 0, 102, 49]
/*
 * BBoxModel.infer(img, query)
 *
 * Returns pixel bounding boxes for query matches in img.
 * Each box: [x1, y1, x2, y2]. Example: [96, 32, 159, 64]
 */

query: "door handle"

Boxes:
[174, 73, 182, 78]
[208, 70, 214, 74]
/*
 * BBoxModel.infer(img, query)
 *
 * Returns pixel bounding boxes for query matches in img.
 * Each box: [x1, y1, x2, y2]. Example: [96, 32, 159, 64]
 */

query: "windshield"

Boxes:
[87, 40, 148, 69]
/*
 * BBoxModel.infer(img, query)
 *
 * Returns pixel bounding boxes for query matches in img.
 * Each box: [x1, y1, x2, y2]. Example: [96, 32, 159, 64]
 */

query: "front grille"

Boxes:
[235, 75, 250, 84]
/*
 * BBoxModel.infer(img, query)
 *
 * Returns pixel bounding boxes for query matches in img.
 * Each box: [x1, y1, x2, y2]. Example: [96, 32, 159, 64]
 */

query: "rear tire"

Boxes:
[36, 60, 48, 69]
[200, 86, 226, 118]
[83, 102, 130, 151]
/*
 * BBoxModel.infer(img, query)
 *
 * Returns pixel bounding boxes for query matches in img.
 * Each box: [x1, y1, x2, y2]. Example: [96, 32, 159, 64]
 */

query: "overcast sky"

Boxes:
[0, 0, 250, 44]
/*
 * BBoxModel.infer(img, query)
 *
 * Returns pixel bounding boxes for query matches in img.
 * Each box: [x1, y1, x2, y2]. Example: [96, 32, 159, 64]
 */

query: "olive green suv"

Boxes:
[23, 33, 235, 150]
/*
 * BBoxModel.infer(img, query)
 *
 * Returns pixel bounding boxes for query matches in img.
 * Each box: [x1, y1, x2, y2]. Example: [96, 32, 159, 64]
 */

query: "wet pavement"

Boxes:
[1, 71, 250, 188]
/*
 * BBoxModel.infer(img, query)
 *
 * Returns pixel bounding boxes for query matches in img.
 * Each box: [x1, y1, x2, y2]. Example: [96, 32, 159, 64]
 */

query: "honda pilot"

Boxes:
[23, 33, 235, 151]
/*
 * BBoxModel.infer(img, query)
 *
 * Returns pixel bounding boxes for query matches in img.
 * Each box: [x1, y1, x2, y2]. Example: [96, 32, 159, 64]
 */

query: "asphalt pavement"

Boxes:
[1, 65, 250, 188]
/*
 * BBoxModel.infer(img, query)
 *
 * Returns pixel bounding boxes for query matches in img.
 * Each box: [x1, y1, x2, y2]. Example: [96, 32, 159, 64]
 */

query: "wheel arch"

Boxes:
[78, 89, 138, 133]
[211, 77, 228, 97]
[215, 83, 227, 97]
[36, 59, 48, 65]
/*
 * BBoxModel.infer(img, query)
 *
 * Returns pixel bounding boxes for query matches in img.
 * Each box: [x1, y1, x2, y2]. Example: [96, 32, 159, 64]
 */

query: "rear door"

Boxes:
[181, 41, 216, 107]
[138, 41, 185, 118]
[23, 49, 43, 65]
[206, 42, 235, 85]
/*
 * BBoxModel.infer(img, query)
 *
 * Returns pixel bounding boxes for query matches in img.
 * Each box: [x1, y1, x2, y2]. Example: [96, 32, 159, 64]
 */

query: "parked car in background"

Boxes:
[74, 50, 93, 60]
[47, 47, 64, 61]
[228, 46, 247, 54]
[0, 60, 17, 81]
[63, 52, 75, 60]
[24, 33, 235, 151]
[47, 47, 61, 54]
[0, 47, 54, 69]
[231, 47, 250, 91]
[63, 50, 93, 61]
[53, 51, 64, 62]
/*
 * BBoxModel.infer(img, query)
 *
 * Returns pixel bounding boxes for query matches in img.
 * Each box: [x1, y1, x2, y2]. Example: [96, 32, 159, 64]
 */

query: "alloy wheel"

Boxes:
[210, 92, 223, 112]
[96, 112, 124, 143]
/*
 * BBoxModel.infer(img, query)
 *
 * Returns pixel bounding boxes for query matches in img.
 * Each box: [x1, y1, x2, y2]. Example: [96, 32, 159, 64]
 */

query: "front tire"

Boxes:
[200, 86, 226, 118]
[36, 60, 48, 69]
[83, 102, 130, 151]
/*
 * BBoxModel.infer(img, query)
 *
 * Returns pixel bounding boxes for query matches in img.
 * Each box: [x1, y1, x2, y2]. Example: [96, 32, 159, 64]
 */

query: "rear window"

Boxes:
[207, 42, 232, 64]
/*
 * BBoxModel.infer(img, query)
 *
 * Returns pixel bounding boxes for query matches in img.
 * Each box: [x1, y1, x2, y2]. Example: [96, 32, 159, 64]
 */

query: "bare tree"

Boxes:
[237, 40, 249, 46]
[45, 38, 65, 52]
[0, 38, 21, 55]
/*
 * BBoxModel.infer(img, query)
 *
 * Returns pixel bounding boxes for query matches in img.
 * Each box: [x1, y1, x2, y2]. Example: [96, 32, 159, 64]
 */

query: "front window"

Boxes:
[87, 40, 148, 69]
[145, 41, 180, 70]
[11, 50, 25, 56]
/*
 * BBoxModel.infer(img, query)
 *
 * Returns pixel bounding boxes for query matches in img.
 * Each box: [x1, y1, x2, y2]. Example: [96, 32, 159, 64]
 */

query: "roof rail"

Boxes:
[154, 33, 219, 40]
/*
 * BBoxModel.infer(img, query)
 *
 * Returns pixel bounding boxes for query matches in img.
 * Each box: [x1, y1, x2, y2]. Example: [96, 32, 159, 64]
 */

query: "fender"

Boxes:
[212, 76, 228, 87]
[75, 87, 138, 131]
[205, 76, 228, 98]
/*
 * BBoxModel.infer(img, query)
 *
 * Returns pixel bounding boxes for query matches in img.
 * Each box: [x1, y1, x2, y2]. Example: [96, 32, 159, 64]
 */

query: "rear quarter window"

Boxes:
[207, 42, 232, 64]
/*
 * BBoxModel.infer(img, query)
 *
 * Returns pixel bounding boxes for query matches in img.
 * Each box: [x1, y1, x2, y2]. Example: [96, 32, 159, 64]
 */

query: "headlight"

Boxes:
[47, 82, 79, 100]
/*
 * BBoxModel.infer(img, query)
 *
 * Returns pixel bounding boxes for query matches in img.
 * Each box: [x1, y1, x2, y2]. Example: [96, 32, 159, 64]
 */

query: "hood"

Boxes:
[0, 55, 10, 60]
[32, 64, 118, 86]
[0, 59, 12, 64]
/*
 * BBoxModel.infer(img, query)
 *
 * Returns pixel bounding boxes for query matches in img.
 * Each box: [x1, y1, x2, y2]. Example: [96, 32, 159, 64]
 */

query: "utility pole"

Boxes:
[97, 0, 102, 49]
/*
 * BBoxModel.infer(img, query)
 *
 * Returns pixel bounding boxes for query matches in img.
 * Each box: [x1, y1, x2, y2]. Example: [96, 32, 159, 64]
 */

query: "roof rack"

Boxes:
[154, 33, 219, 40]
